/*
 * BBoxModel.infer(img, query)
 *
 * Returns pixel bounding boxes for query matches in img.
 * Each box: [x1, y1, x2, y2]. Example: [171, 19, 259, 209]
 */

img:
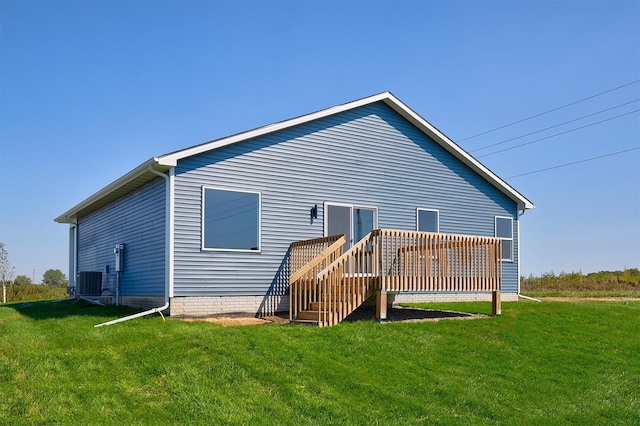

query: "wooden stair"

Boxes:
[290, 282, 374, 326]
[291, 301, 351, 325]
[289, 232, 379, 326]
[290, 229, 504, 327]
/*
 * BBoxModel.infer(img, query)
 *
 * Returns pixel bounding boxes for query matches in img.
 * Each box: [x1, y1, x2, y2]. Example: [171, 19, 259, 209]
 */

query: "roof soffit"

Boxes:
[54, 160, 171, 223]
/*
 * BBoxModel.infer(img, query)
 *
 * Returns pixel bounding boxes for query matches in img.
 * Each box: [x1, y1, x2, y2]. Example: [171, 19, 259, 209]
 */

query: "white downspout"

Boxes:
[95, 164, 172, 327]
[115, 271, 120, 306]
[64, 216, 78, 292]
[517, 213, 521, 296]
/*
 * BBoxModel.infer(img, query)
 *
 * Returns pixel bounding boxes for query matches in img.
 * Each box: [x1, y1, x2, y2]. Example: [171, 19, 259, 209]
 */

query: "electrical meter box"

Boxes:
[114, 243, 125, 272]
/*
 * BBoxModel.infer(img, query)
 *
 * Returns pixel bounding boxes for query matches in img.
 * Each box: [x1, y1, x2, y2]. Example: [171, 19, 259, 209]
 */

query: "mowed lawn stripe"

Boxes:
[0, 299, 638, 424]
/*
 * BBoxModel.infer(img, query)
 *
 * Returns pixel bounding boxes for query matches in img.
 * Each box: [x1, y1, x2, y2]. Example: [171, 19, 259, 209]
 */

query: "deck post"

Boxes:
[492, 290, 501, 316]
[376, 290, 387, 320]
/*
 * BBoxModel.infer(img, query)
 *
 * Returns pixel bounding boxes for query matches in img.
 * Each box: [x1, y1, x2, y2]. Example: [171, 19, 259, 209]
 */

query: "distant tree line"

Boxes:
[1, 242, 69, 303]
[13, 269, 68, 287]
[4, 269, 69, 302]
[521, 268, 640, 292]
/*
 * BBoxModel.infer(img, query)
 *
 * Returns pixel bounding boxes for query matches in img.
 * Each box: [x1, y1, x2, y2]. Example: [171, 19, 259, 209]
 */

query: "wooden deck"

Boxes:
[290, 229, 502, 327]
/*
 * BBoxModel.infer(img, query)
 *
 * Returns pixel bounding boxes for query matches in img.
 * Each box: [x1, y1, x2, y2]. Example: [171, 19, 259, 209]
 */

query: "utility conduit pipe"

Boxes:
[94, 164, 170, 327]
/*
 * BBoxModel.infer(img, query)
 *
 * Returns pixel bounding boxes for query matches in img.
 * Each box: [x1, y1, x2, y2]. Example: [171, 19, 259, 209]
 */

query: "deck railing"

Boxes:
[290, 229, 502, 327]
[289, 234, 345, 321]
[376, 229, 502, 293]
[290, 234, 346, 276]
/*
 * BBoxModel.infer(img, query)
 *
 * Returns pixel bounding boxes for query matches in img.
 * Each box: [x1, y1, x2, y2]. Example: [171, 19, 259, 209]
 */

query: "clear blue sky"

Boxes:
[1, 0, 638, 282]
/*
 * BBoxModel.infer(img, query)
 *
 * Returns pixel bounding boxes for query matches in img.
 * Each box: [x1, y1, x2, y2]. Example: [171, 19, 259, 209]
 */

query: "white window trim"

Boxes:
[324, 202, 378, 245]
[495, 215, 514, 262]
[416, 208, 440, 233]
[352, 204, 379, 241]
[201, 186, 262, 252]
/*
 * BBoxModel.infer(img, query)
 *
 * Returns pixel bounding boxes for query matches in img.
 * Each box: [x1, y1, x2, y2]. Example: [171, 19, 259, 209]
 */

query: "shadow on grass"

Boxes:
[343, 299, 480, 323]
[1, 297, 140, 321]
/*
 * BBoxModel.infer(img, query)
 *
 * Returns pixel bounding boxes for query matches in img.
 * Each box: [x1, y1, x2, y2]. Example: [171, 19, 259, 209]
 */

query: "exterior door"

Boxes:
[325, 203, 377, 250]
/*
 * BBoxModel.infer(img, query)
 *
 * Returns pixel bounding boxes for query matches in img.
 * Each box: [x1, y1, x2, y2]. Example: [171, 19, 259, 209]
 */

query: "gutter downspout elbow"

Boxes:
[94, 302, 170, 327]
[518, 294, 542, 302]
[94, 164, 171, 327]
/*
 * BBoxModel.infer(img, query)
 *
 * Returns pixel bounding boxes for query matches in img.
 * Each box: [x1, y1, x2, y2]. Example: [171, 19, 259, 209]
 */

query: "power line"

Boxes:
[459, 80, 640, 142]
[471, 99, 640, 153]
[477, 109, 640, 158]
[506, 147, 640, 179]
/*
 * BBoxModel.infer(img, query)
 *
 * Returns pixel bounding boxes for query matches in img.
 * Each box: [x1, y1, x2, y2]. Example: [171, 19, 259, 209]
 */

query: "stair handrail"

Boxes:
[290, 234, 346, 275]
[289, 235, 345, 321]
[290, 235, 346, 283]
[315, 230, 380, 326]
[316, 230, 379, 279]
[290, 229, 503, 327]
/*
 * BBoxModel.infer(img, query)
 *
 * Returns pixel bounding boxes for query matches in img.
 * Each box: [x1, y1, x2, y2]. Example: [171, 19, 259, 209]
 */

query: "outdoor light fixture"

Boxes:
[310, 205, 318, 219]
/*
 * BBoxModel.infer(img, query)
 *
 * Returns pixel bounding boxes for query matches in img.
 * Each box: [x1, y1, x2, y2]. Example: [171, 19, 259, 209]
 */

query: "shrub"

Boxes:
[521, 268, 639, 293]
[2, 284, 67, 303]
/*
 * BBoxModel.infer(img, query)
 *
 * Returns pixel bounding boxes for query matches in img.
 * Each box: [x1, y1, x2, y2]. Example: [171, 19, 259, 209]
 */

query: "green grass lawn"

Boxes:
[521, 289, 640, 299]
[1, 299, 638, 425]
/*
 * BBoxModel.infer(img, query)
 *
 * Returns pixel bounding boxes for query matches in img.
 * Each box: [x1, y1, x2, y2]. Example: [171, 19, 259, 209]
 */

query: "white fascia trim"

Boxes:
[54, 158, 160, 223]
[56, 92, 533, 225]
[380, 94, 535, 211]
[155, 93, 393, 167]
[155, 91, 534, 210]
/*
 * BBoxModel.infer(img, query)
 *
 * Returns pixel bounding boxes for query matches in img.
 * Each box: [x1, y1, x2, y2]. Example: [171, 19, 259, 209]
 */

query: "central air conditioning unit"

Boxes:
[77, 271, 102, 296]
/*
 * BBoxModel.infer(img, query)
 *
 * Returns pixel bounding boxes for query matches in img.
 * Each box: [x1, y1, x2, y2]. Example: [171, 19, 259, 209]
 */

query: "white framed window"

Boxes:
[417, 208, 439, 233]
[202, 187, 261, 252]
[495, 216, 513, 261]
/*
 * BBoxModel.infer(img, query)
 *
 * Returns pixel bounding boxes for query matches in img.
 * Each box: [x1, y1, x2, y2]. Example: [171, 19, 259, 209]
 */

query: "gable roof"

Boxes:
[55, 91, 534, 223]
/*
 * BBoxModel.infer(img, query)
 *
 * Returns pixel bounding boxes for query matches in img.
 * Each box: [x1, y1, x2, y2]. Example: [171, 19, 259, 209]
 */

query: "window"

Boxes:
[495, 216, 513, 261]
[203, 188, 260, 251]
[417, 209, 439, 233]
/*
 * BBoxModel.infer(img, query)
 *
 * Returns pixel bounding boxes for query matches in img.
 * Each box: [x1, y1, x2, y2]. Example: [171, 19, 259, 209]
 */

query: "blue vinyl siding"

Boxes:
[77, 177, 165, 296]
[173, 102, 520, 296]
